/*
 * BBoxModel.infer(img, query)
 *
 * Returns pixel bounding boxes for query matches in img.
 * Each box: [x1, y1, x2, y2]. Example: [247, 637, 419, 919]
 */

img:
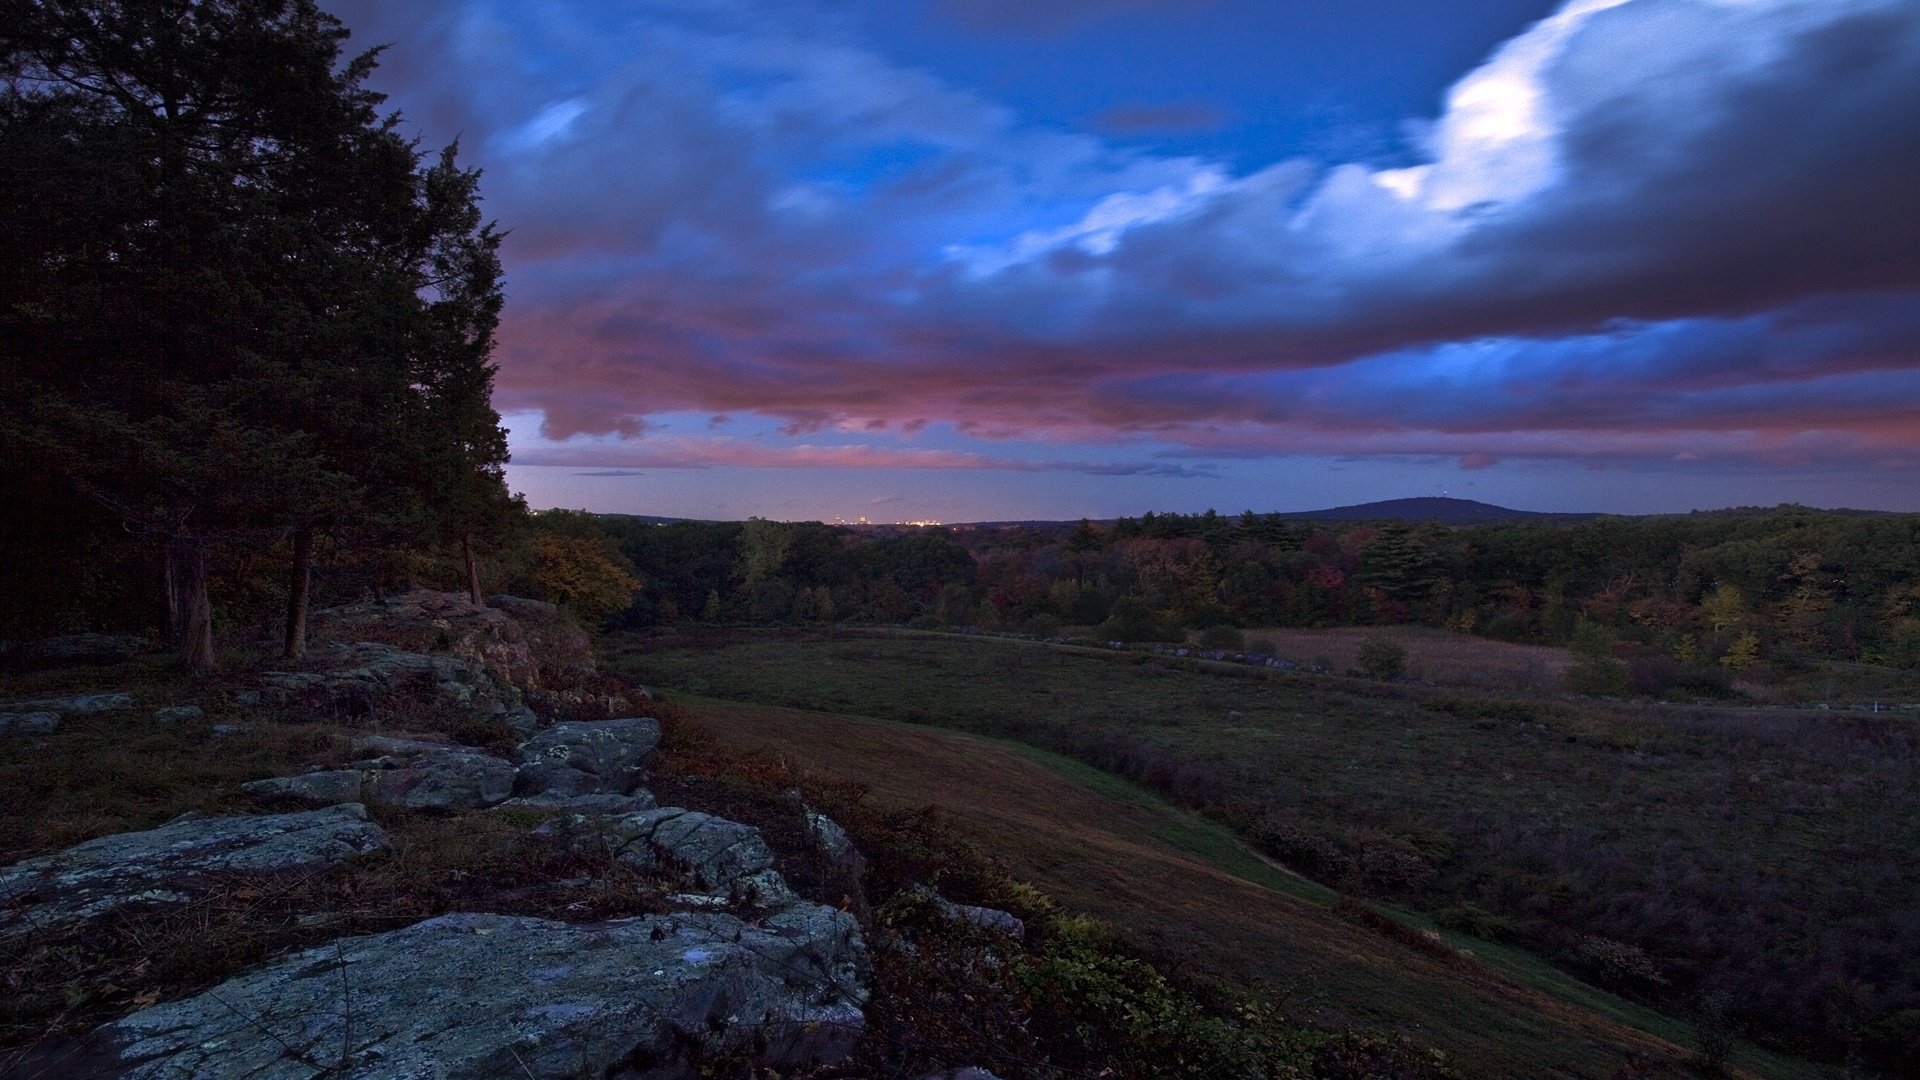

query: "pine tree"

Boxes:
[1, 0, 515, 665]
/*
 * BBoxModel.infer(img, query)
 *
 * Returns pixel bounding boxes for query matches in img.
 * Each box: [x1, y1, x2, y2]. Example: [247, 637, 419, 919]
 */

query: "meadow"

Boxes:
[611, 627, 1920, 1073]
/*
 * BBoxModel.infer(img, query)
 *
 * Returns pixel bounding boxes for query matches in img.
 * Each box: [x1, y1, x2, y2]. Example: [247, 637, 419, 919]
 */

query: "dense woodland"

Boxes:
[558, 507, 1920, 695]
[0, 0, 524, 663]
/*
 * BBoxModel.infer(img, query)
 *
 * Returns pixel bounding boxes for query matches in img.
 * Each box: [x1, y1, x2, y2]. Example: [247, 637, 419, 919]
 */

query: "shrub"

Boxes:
[1247, 812, 1354, 879]
[1095, 597, 1182, 643]
[1565, 657, 1631, 696]
[1018, 936, 1267, 1079]
[1573, 935, 1668, 995]
[1434, 903, 1514, 942]
[1626, 654, 1734, 699]
[1359, 845, 1436, 891]
[1356, 638, 1407, 680]
[1022, 613, 1062, 638]
[1198, 624, 1245, 651]
[1693, 991, 1736, 1073]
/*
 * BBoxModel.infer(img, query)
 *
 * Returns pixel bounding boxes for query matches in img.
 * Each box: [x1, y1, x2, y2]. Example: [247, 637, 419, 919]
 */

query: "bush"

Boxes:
[1626, 654, 1734, 699]
[1573, 935, 1668, 995]
[1434, 903, 1514, 942]
[1565, 657, 1631, 696]
[1095, 597, 1182, 643]
[1198, 624, 1245, 651]
[1022, 613, 1062, 638]
[1693, 991, 1736, 1073]
[1356, 638, 1407, 680]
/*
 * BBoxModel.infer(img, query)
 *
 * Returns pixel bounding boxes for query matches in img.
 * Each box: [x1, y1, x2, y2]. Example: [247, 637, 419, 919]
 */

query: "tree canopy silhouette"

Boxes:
[0, 0, 514, 665]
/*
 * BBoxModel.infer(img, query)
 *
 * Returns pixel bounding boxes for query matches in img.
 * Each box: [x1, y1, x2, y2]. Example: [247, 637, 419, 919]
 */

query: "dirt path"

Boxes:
[681, 697, 1808, 1080]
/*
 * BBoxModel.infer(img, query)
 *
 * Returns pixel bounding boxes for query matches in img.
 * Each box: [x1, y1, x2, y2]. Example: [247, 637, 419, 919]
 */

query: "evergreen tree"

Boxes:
[1, 0, 514, 664]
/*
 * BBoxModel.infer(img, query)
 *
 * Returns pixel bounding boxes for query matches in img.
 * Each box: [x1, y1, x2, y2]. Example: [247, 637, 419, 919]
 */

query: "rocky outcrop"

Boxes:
[242, 739, 518, 813]
[47, 907, 868, 1079]
[243, 720, 660, 814]
[917, 887, 1025, 939]
[0, 711, 61, 735]
[497, 791, 657, 814]
[5, 594, 887, 1078]
[804, 805, 867, 885]
[313, 589, 596, 693]
[514, 717, 661, 797]
[243, 641, 524, 722]
[0, 805, 389, 943]
[1, 691, 133, 715]
[535, 807, 798, 908]
[8, 633, 152, 668]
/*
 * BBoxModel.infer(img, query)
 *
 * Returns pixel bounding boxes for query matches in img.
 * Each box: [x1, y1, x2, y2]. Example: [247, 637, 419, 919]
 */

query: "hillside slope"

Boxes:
[677, 697, 1825, 1080]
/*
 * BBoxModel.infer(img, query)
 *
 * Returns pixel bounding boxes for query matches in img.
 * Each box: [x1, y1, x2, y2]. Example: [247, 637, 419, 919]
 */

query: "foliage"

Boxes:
[1355, 637, 1407, 680]
[0, 0, 515, 656]
[1200, 624, 1248, 651]
[1097, 596, 1185, 643]
[552, 506, 1920, 708]
[523, 534, 640, 627]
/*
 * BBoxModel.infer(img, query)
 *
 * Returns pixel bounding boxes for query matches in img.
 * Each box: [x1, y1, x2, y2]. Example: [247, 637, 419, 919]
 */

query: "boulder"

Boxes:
[535, 807, 794, 907]
[41, 908, 868, 1079]
[12, 633, 151, 668]
[242, 742, 516, 812]
[311, 589, 596, 693]
[496, 791, 658, 814]
[916, 887, 1025, 939]
[804, 806, 866, 884]
[242, 770, 367, 807]
[0, 711, 61, 735]
[0, 805, 388, 943]
[0, 692, 133, 715]
[244, 641, 521, 720]
[514, 717, 661, 797]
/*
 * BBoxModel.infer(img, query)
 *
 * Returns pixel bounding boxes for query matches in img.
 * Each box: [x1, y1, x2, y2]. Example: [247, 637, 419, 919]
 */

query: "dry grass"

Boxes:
[1225, 626, 1576, 689]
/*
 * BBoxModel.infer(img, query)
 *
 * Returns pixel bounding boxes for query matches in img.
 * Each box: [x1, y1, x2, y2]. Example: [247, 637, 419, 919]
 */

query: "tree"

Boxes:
[525, 534, 640, 627]
[1064, 518, 1102, 585]
[1, 0, 514, 665]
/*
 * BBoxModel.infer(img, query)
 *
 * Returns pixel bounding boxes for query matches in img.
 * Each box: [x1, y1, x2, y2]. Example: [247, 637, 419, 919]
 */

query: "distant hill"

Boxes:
[1273, 497, 1592, 524]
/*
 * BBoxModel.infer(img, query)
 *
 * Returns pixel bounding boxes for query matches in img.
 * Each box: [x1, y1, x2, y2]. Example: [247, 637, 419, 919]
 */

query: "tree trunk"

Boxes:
[283, 526, 314, 660]
[166, 535, 215, 672]
[463, 533, 484, 607]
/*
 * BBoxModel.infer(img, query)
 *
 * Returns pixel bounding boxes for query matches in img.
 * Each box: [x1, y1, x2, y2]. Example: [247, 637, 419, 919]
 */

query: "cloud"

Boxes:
[324, 0, 1920, 482]
[511, 434, 1216, 476]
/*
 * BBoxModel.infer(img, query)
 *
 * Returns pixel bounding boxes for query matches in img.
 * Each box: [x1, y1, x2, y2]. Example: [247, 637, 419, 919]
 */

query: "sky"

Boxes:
[320, 0, 1920, 521]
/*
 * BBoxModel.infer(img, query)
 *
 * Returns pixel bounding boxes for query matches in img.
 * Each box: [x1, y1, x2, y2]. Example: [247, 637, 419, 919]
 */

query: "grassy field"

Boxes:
[611, 628, 1920, 1073]
[674, 695, 1820, 1079]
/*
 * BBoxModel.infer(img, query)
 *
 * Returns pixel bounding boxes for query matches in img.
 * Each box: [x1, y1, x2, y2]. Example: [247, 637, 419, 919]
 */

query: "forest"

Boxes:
[532, 506, 1920, 699]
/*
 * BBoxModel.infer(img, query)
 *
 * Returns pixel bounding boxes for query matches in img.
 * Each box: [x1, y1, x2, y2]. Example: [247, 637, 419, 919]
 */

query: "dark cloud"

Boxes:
[322, 0, 1920, 481]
